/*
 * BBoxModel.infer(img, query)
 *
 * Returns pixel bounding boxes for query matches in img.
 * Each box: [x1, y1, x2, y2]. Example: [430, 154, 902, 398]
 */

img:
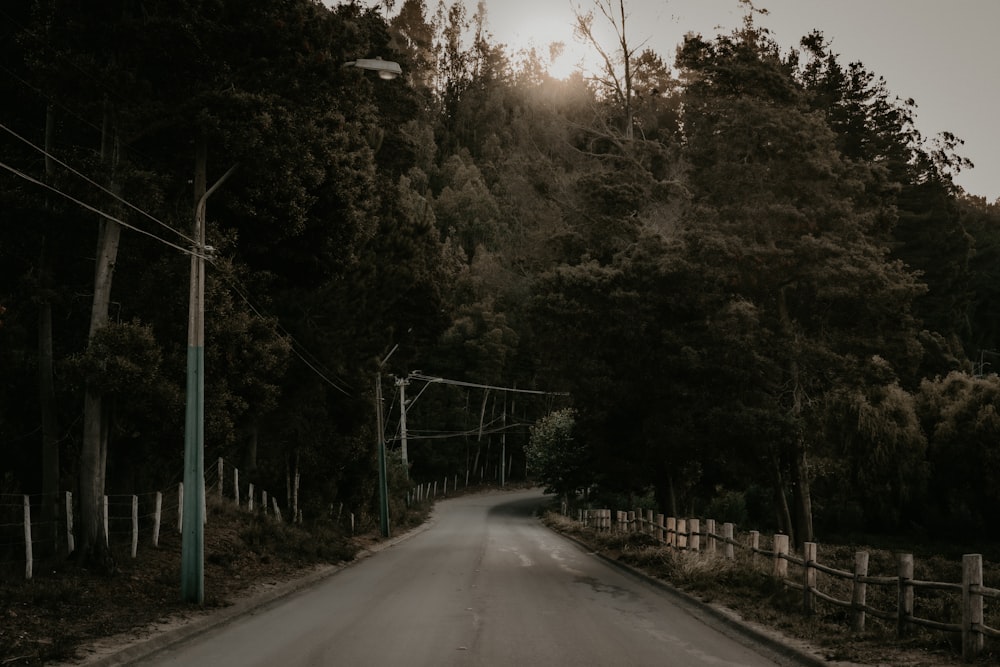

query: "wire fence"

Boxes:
[0, 458, 288, 581]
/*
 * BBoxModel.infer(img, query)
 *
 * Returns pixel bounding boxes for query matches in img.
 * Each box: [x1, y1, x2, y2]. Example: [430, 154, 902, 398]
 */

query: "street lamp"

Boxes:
[180, 57, 402, 603]
[344, 57, 403, 80]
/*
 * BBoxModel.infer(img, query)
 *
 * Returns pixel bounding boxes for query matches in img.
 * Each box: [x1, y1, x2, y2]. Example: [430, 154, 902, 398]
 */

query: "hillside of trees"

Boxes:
[3, 0, 1000, 568]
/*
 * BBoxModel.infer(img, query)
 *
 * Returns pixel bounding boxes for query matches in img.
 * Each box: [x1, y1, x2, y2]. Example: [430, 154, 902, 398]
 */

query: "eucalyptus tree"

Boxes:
[675, 14, 925, 544]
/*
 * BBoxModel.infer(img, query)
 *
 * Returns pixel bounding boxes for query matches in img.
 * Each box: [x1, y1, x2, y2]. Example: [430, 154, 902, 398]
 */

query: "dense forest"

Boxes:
[3, 0, 1000, 567]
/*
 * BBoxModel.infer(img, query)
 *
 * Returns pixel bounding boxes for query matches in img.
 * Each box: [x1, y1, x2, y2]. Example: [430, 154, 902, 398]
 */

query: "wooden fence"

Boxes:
[577, 508, 998, 662]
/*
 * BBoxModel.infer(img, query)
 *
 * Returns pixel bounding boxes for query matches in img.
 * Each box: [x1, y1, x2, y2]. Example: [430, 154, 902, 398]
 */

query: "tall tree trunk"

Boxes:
[242, 423, 258, 475]
[39, 105, 61, 556]
[777, 284, 813, 547]
[772, 450, 794, 546]
[78, 100, 120, 571]
[792, 442, 814, 545]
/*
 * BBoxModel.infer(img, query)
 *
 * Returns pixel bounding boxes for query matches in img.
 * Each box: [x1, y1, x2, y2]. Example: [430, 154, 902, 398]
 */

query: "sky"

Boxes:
[360, 0, 999, 202]
[470, 0, 1000, 202]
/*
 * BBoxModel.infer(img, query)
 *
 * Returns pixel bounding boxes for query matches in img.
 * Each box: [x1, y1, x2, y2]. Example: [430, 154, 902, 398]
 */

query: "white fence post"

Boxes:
[131, 495, 139, 558]
[153, 492, 162, 547]
[23, 495, 33, 580]
[102, 496, 109, 546]
[705, 519, 716, 556]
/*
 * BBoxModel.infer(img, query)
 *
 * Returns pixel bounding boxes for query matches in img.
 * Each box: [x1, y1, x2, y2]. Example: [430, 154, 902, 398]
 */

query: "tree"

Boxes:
[525, 408, 588, 498]
[675, 12, 925, 544]
[916, 372, 1000, 533]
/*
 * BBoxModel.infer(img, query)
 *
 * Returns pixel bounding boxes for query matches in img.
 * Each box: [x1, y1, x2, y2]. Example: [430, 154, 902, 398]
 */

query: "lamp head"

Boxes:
[344, 57, 402, 80]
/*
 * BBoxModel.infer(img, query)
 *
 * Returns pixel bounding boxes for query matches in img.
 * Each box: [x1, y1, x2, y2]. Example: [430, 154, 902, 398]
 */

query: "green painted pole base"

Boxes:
[181, 345, 204, 603]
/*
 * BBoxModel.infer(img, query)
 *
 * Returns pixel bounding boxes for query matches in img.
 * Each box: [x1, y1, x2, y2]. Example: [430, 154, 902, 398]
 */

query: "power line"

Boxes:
[0, 120, 198, 247]
[387, 421, 529, 441]
[215, 269, 353, 396]
[407, 372, 569, 396]
[0, 157, 203, 258]
[0, 143, 355, 397]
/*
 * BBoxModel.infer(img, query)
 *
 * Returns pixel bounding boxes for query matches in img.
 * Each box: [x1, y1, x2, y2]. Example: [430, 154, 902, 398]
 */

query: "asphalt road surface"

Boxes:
[140, 489, 801, 666]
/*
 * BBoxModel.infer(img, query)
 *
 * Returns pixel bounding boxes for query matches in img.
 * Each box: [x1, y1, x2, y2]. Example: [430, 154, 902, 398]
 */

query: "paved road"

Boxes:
[141, 489, 799, 666]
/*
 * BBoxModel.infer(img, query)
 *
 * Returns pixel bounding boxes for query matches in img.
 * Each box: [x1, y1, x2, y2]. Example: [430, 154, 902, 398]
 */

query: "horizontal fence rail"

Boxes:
[575, 507, 997, 662]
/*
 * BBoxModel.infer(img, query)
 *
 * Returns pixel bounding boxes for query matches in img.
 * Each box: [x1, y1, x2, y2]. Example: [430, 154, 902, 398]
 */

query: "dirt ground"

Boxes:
[0, 507, 359, 666]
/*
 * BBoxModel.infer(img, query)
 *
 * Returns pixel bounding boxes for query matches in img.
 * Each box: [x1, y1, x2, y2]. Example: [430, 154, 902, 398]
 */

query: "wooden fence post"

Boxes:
[65, 491, 75, 555]
[749, 530, 760, 568]
[350, 512, 355, 535]
[23, 495, 32, 580]
[102, 496, 109, 547]
[249, 483, 254, 512]
[962, 554, 985, 661]
[705, 519, 716, 556]
[897, 553, 914, 638]
[773, 534, 789, 579]
[852, 551, 869, 633]
[803, 542, 817, 614]
[272, 497, 282, 522]
[677, 519, 687, 549]
[656, 514, 665, 543]
[234, 468, 240, 507]
[131, 495, 139, 558]
[688, 518, 700, 552]
[646, 510, 654, 536]
[723, 523, 735, 560]
[628, 511, 636, 533]
[444, 476, 448, 496]
[666, 517, 676, 547]
[217, 457, 224, 500]
[262, 490, 268, 517]
[153, 492, 162, 547]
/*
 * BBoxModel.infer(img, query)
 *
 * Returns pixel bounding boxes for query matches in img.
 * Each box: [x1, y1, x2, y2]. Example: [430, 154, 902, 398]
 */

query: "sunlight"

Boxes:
[503, 10, 605, 80]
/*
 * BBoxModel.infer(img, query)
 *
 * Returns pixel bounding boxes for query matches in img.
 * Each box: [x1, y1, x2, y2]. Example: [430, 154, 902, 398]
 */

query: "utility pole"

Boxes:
[500, 396, 506, 488]
[375, 345, 397, 538]
[396, 376, 410, 470]
[181, 137, 237, 604]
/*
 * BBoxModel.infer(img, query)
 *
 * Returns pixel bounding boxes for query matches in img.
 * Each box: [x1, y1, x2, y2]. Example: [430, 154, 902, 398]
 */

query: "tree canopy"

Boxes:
[2, 0, 999, 554]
